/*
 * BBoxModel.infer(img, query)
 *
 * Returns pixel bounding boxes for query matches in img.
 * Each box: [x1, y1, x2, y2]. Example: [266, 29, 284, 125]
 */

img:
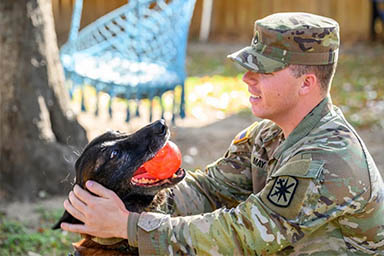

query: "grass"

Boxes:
[0, 209, 80, 256]
[331, 44, 384, 128]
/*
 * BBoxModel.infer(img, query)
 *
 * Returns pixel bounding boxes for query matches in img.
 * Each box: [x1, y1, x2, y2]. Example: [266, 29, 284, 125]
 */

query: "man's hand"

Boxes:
[61, 180, 129, 239]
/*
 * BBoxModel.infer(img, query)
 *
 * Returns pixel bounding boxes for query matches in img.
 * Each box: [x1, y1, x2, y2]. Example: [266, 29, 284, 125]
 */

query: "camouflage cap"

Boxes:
[227, 12, 340, 73]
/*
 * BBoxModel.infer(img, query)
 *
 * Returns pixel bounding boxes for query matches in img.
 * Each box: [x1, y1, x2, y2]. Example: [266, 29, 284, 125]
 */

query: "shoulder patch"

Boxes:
[233, 121, 259, 144]
[260, 154, 325, 220]
[267, 176, 298, 207]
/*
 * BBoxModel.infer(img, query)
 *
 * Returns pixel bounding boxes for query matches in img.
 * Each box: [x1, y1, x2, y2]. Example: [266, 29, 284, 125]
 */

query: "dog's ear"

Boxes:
[52, 210, 83, 230]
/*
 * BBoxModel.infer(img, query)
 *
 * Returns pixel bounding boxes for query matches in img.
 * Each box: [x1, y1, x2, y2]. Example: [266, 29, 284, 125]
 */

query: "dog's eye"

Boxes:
[110, 150, 120, 159]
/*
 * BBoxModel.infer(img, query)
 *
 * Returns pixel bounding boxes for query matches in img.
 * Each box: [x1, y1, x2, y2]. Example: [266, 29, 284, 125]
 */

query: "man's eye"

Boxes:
[110, 150, 120, 159]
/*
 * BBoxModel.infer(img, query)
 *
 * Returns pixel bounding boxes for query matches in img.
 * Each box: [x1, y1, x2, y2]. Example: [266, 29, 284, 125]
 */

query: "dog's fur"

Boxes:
[53, 120, 185, 255]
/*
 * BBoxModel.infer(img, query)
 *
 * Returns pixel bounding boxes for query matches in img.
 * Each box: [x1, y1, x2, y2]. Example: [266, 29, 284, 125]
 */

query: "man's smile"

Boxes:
[249, 88, 262, 103]
[250, 95, 262, 103]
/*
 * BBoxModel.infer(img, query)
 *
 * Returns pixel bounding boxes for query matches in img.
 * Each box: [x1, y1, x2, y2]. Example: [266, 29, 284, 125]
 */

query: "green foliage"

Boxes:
[185, 75, 250, 120]
[331, 44, 384, 128]
[0, 210, 80, 256]
[187, 49, 243, 77]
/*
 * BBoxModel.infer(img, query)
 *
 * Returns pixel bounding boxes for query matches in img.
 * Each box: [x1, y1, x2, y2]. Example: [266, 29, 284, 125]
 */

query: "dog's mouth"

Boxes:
[131, 167, 185, 187]
[130, 137, 185, 188]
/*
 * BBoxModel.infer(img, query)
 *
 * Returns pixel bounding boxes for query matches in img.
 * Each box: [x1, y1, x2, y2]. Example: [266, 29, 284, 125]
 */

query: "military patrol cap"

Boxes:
[228, 12, 340, 73]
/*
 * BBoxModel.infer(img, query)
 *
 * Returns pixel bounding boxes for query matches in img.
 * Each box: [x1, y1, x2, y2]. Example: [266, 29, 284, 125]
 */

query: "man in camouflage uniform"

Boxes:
[62, 12, 384, 255]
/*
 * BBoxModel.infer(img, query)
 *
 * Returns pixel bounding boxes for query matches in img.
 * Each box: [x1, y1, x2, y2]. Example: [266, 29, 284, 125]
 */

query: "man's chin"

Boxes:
[251, 107, 267, 119]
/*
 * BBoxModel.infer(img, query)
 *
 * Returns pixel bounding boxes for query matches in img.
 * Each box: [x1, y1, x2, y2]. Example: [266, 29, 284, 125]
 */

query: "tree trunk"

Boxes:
[0, 0, 88, 201]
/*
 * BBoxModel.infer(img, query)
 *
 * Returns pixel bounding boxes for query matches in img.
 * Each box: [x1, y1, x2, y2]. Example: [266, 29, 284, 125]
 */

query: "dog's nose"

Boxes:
[154, 119, 167, 135]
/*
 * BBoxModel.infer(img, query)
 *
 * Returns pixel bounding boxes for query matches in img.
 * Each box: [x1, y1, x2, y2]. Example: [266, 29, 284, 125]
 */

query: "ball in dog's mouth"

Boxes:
[131, 141, 185, 187]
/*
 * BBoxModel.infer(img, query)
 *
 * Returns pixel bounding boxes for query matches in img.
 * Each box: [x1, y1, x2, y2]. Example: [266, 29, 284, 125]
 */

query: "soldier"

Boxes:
[62, 12, 384, 255]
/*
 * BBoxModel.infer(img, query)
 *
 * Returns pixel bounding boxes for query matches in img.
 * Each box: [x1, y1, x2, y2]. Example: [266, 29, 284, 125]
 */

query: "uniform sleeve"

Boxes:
[157, 121, 260, 216]
[135, 152, 371, 255]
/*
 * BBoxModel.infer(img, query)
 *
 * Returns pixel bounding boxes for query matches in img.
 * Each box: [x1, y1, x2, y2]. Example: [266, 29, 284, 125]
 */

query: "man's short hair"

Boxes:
[289, 63, 338, 93]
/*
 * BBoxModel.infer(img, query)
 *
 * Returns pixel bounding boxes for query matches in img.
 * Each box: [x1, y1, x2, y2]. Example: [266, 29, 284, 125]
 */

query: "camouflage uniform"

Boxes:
[126, 13, 384, 255]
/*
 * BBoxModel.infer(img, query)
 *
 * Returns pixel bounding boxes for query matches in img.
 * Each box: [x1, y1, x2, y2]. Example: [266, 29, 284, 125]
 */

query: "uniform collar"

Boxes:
[273, 97, 330, 159]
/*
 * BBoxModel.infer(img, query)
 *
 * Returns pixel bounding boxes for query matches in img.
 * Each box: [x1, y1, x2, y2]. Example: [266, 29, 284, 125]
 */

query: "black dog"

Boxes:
[53, 120, 185, 255]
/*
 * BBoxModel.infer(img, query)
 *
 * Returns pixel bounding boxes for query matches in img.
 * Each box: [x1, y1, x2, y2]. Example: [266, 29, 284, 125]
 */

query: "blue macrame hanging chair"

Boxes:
[60, 0, 196, 122]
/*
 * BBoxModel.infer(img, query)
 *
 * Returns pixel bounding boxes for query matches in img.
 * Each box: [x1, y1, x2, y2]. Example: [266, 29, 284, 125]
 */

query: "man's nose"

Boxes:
[242, 71, 258, 85]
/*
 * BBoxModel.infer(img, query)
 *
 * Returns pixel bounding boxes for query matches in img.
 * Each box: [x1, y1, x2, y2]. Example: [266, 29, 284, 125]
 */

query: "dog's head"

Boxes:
[75, 119, 185, 196]
[52, 120, 185, 229]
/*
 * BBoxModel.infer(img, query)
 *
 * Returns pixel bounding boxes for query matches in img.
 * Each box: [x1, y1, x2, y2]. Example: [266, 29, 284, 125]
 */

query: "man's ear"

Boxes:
[299, 73, 317, 96]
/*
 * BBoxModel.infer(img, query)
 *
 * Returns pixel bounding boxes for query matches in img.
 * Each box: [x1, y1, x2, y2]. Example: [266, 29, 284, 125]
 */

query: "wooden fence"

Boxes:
[52, 0, 373, 46]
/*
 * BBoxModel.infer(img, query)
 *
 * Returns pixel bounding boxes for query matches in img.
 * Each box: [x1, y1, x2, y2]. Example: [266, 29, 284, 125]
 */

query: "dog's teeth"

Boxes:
[140, 178, 156, 184]
[132, 177, 161, 185]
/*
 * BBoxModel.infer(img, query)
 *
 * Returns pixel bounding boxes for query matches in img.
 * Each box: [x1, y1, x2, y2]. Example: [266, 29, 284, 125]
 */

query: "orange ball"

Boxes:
[143, 141, 182, 179]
